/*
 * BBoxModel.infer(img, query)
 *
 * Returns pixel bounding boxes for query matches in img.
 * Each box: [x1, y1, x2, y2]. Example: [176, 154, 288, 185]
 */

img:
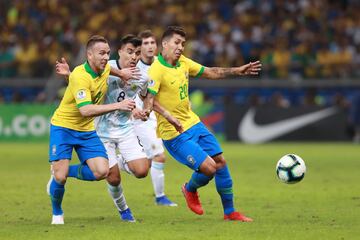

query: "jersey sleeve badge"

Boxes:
[148, 79, 155, 87]
[76, 89, 87, 100]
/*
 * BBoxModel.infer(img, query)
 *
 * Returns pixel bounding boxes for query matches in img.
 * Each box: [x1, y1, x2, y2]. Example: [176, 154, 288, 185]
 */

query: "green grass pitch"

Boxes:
[0, 142, 359, 240]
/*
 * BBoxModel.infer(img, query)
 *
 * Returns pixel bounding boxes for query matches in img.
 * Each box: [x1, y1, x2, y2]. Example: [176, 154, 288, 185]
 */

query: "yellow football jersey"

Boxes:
[51, 61, 110, 131]
[148, 54, 204, 140]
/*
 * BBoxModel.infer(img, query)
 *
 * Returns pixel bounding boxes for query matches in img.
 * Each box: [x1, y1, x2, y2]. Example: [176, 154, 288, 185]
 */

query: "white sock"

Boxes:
[150, 161, 165, 197]
[151, 161, 165, 198]
[107, 183, 128, 212]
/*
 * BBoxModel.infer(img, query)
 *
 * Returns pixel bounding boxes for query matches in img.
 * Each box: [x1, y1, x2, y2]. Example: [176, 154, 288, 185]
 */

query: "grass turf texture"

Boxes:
[0, 142, 359, 240]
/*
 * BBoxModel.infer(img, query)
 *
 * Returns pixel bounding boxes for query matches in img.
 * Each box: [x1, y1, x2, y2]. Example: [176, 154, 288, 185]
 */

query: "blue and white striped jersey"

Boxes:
[96, 60, 148, 139]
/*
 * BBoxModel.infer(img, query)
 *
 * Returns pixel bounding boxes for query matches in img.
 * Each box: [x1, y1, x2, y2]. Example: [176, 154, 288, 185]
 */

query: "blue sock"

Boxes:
[186, 171, 213, 192]
[49, 178, 65, 215]
[215, 165, 235, 215]
[68, 164, 96, 181]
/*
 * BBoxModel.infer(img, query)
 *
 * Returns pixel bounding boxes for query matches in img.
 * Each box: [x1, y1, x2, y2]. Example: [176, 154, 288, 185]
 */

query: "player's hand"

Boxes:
[119, 67, 141, 81]
[117, 99, 136, 112]
[55, 57, 71, 76]
[136, 109, 150, 121]
[166, 115, 184, 133]
[132, 108, 147, 120]
[237, 60, 262, 75]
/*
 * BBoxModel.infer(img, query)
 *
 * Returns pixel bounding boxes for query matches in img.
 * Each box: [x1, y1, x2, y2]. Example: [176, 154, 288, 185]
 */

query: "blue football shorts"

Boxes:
[49, 124, 108, 163]
[163, 122, 222, 171]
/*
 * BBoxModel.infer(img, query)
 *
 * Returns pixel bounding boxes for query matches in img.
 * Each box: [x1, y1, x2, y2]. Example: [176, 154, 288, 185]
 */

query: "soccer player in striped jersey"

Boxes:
[133, 30, 177, 207]
[48, 35, 137, 225]
[142, 26, 261, 221]
[96, 35, 149, 222]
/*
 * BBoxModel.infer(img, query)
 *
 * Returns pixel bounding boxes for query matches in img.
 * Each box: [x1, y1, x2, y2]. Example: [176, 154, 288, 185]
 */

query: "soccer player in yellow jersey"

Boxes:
[47, 35, 137, 225]
[143, 26, 261, 221]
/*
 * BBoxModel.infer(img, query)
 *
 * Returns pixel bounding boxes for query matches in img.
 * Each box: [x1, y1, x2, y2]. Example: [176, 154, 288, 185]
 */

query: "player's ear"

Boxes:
[86, 49, 93, 61]
[162, 40, 167, 49]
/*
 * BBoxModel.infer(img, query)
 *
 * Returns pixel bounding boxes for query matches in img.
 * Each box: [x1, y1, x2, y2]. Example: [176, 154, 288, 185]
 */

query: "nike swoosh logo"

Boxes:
[238, 107, 338, 143]
[170, 80, 176, 84]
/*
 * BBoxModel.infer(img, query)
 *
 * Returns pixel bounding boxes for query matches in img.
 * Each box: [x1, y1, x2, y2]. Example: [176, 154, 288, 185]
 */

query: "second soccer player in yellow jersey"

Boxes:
[144, 26, 261, 221]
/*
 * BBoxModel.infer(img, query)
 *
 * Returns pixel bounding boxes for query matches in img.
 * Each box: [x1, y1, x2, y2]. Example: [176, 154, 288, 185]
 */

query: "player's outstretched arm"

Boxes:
[55, 58, 142, 84]
[110, 66, 141, 82]
[55, 57, 71, 81]
[201, 60, 262, 79]
[78, 99, 136, 117]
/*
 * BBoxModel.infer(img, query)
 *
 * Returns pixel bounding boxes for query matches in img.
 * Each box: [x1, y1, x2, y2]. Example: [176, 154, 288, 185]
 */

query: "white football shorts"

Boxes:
[133, 113, 164, 159]
[101, 130, 147, 170]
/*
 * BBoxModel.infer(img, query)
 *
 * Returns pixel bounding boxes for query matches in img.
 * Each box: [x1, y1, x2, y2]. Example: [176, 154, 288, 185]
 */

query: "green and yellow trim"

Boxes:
[77, 101, 92, 108]
[147, 88, 157, 95]
[195, 66, 205, 77]
[158, 53, 180, 68]
[84, 61, 103, 79]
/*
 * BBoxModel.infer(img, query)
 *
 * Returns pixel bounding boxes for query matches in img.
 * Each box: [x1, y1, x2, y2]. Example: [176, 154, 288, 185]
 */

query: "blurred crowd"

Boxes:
[1, 0, 360, 79]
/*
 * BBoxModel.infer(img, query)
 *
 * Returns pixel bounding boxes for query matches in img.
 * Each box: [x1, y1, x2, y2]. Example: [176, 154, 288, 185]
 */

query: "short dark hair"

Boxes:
[161, 26, 186, 42]
[138, 30, 155, 40]
[86, 35, 108, 50]
[118, 34, 142, 49]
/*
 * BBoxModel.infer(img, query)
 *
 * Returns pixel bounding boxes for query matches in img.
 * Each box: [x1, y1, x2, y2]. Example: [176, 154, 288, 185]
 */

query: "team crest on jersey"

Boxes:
[131, 83, 137, 91]
[148, 79, 155, 87]
[187, 155, 195, 166]
[76, 90, 86, 100]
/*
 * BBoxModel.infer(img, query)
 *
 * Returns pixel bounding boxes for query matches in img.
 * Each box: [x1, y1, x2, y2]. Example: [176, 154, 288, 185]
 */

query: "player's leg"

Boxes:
[181, 156, 217, 215]
[126, 158, 150, 178]
[151, 153, 177, 206]
[48, 159, 69, 224]
[69, 130, 109, 181]
[85, 157, 109, 179]
[67, 158, 108, 181]
[163, 128, 215, 215]
[212, 154, 252, 222]
[103, 140, 135, 222]
[48, 125, 74, 224]
[117, 130, 150, 178]
[151, 154, 165, 199]
[134, 120, 176, 206]
[198, 122, 252, 222]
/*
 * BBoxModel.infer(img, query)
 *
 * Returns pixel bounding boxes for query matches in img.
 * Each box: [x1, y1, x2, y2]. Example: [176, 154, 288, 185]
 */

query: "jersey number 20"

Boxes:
[179, 84, 188, 100]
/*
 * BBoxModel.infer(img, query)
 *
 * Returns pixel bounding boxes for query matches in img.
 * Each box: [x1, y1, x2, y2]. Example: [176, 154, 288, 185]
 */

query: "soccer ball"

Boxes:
[276, 154, 306, 184]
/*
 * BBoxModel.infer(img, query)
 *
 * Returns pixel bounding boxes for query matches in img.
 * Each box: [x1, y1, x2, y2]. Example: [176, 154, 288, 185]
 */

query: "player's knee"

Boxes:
[213, 154, 227, 169]
[128, 159, 150, 178]
[107, 176, 120, 186]
[200, 164, 217, 177]
[216, 160, 227, 169]
[205, 166, 217, 176]
[54, 172, 67, 184]
[106, 169, 120, 185]
[94, 168, 109, 180]
[133, 168, 149, 178]
[200, 158, 217, 176]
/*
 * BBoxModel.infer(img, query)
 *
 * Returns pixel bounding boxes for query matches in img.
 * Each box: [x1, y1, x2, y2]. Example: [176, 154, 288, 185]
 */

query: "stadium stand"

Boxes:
[0, 0, 359, 105]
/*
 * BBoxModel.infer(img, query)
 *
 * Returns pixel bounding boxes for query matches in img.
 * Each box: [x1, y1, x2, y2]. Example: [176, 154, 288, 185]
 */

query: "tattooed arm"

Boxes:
[201, 61, 262, 79]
